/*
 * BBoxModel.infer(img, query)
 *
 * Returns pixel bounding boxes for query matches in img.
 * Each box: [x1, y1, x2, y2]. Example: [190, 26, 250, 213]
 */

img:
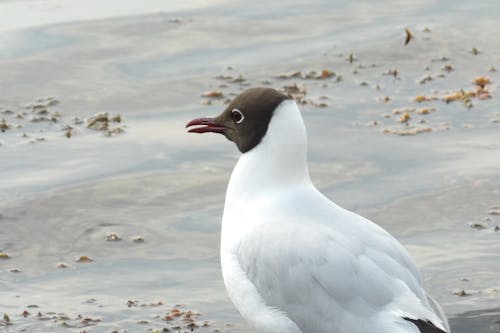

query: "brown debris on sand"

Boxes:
[105, 232, 121, 241]
[1, 313, 11, 326]
[200, 90, 224, 98]
[404, 28, 413, 46]
[86, 112, 125, 136]
[280, 83, 307, 102]
[453, 289, 470, 297]
[398, 112, 411, 123]
[383, 127, 432, 136]
[1, 97, 127, 146]
[413, 95, 438, 103]
[75, 255, 93, 263]
[277, 69, 336, 80]
[132, 235, 145, 243]
[0, 119, 10, 132]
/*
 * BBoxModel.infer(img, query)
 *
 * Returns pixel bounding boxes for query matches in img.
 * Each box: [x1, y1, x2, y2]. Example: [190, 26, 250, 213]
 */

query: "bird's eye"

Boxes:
[231, 109, 245, 124]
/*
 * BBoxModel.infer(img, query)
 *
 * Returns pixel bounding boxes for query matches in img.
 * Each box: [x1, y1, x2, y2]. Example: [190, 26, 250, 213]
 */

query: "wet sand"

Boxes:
[1, 0, 500, 332]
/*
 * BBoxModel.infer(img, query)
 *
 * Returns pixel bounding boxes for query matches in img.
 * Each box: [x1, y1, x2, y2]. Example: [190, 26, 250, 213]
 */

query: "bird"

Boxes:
[186, 87, 450, 333]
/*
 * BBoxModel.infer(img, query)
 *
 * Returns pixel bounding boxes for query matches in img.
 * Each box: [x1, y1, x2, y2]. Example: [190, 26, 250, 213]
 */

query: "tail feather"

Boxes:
[426, 293, 450, 332]
[402, 317, 448, 333]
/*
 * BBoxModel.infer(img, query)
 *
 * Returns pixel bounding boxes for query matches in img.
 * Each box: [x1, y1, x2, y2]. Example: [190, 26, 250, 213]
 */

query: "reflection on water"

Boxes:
[1, 0, 500, 332]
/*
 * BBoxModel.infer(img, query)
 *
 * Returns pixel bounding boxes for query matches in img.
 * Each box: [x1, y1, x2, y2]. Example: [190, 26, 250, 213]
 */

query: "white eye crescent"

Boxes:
[231, 109, 245, 124]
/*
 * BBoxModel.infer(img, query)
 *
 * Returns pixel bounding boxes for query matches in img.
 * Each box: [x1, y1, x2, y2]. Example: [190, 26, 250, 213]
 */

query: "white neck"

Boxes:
[225, 100, 311, 205]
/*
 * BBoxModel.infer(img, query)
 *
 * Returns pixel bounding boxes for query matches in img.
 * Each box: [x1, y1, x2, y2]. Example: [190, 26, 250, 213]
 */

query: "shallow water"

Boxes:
[1, 1, 500, 332]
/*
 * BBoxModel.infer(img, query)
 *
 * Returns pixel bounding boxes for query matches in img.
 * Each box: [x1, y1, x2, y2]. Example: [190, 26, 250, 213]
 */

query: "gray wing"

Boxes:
[236, 221, 441, 333]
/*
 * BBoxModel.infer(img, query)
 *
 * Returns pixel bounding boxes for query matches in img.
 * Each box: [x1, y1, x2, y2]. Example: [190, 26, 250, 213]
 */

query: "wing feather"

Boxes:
[236, 219, 443, 333]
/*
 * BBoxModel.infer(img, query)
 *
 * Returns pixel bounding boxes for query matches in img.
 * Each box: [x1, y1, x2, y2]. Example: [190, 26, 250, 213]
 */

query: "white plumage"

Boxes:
[219, 100, 449, 333]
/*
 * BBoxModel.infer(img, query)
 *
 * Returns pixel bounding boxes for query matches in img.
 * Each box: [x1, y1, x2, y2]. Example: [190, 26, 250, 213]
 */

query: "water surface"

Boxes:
[1, 1, 500, 332]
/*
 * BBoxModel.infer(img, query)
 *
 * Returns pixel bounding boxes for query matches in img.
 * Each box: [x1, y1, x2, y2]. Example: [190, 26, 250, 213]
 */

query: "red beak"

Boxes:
[186, 117, 226, 134]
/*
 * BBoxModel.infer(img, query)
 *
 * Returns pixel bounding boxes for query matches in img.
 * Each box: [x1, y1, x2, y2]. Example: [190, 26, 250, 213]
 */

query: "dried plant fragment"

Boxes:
[380, 96, 391, 103]
[132, 236, 145, 243]
[441, 65, 454, 72]
[105, 127, 125, 136]
[476, 89, 491, 100]
[0, 119, 10, 132]
[200, 90, 224, 98]
[214, 74, 233, 81]
[404, 28, 413, 45]
[418, 75, 432, 84]
[281, 83, 306, 95]
[231, 74, 246, 83]
[318, 69, 334, 79]
[127, 300, 139, 307]
[432, 56, 450, 62]
[383, 69, 398, 78]
[76, 255, 93, 263]
[383, 127, 432, 136]
[80, 317, 101, 326]
[417, 108, 434, 115]
[443, 90, 475, 104]
[398, 112, 411, 123]
[392, 108, 414, 115]
[105, 233, 121, 241]
[304, 71, 317, 79]
[186, 322, 199, 329]
[87, 112, 108, 129]
[414, 95, 437, 102]
[277, 71, 302, 79]
[453, 290, 469, 297]
[469, 222, 486, 229]
[473, 76, 490, 88]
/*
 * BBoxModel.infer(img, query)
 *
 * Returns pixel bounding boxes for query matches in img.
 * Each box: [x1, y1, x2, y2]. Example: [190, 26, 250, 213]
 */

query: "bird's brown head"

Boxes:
[186, 87, 291, 153]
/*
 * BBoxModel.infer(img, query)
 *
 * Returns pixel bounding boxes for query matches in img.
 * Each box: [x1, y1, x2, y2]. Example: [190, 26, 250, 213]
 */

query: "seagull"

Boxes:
[186, 87, 450, 333]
